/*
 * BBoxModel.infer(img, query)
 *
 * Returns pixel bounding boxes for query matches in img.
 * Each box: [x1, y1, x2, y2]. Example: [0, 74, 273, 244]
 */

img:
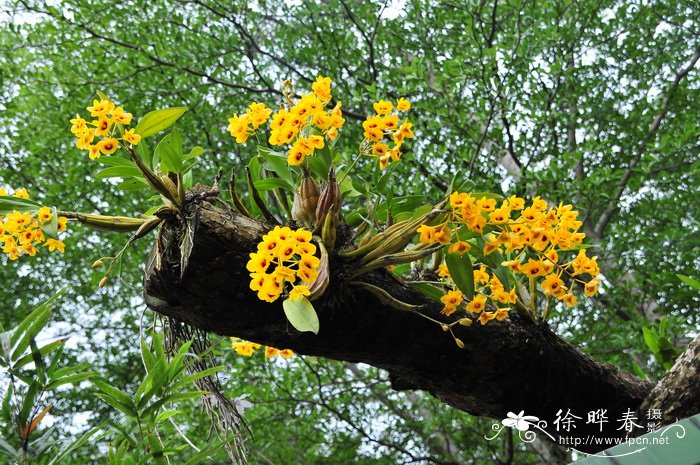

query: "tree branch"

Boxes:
[143, 196, 655, 453]
[638, 334, 700, 429]
[592, 45, 700, 239]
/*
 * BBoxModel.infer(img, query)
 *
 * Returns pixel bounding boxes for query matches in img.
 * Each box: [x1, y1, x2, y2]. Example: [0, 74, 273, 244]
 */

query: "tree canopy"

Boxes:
[1, 0, 698, 464]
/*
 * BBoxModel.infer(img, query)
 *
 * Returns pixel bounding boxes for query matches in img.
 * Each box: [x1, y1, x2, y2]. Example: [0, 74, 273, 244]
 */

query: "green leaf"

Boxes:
[48, 343, 67, 372]
[41, 206, 59, 239]
[139, 204, 162, 218]
[389, 263, 411, 276]
[307, 154, 329, 180]
[375, 195, 425, 221]
[2, 382, 13, 424]
[283, 296, 320, 334]
[344, 210, 368, 227]
[445, 251, 474, 299]
[93, 379, 134, 409]
[152, 331, 166, 363]
[408, 281, 444, 303]
[47, 424, 105, 465]
[0, 436, 17, 458]
[10, 290, 65, 349]
[94, 393, 137, 418]
[11, 303, 55, 363]
[173, 365, 225, 390]
[570, 243, 595, 250]
[258, 147, 294, 187]
[142, 391, 208, 417]
[140, 338, 156, 371]
[184, 146, 204, 161]
[0, 196, 42, 215]
[248, 156, 262, 183]
[94, 156, 138, 167]
[351, 177, 368, 196]
[676, 274, 700, 290]
[13, 338, 65, 369]
[156, 129, 184, 173]
[375, 164, 401, 194]
[395, 204, 433, 222]
[630, 359, 648, 380]
[135, 360, 167, 409]
[95, 166, 144, 179]
[182, 170, 193, 189]
[656, 336, 676, 362]
[448, 171, 476, 194]
[137, 139, 153, 169]
[46, 371, 97, 390]
[107, 420, 138, 447]
[134, 107, 187, 139]
[18, 383, 38, 430]
[29, 425, 56, 456]
[154, 410, 182, 424]
[658, 317, 668, 337]
[29, 338, 46, 381]
[182, 439, 227, 465]
[337, 170, 362, 198]
[254, 178, 295, 192]
[642, 327, 659, 353]
[118, 178, 150, 191]
[164, 339, 193, 380]
[51, 363, 92, 379]
[469, 192, 504, 201]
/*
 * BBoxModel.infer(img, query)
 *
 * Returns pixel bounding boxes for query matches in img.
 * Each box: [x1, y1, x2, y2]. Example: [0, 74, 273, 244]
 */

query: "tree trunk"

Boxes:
[144, 195, 663, 453]
[638, 334, 700, 429]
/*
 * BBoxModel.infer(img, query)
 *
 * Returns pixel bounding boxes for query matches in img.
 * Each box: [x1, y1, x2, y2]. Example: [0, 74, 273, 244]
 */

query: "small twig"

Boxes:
[228, 171, 251, 217]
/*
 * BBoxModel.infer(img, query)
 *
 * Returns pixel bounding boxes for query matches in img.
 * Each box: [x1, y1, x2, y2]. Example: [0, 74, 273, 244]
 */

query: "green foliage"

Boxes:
[282, 296, 320, 334]
[0, 289, 99, 463]
[445, 249, 475, 300]
[676, 274, 700, 291]
[134, 108, 188, 140]
[0, 196, 42, 215]
[642, 317, 680, 371]
[407, 281, 444, 303]
[0, 292, 235, 464]
[93, 332, 230, 465]
[258, 147, 296, 190]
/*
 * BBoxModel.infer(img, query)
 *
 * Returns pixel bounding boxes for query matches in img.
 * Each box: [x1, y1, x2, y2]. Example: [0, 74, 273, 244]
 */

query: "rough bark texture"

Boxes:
[143, 195, 660, 453]
[638, 334, 700, 429]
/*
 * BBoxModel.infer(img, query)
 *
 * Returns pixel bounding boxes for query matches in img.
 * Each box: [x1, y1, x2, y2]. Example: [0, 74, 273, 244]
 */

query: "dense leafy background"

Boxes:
[1, 0, 698, 463]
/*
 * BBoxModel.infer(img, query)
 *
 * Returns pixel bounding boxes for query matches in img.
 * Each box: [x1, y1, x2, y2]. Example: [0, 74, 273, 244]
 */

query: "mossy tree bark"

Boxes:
[142, 194, 696, 453]
[637, 334, 700, 430]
